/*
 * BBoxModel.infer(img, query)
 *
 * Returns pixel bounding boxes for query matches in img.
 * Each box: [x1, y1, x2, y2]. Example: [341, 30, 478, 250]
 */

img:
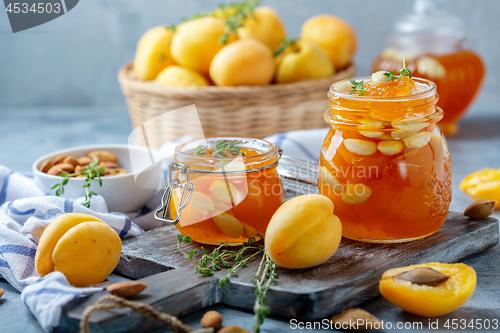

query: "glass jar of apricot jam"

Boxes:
[319, 74, 452, 243]
[155, 137, 284, 244]
[372, 0, 484, 135]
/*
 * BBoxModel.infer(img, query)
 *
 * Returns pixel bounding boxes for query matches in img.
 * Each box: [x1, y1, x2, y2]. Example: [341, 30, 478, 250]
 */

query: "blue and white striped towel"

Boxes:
[0, 129, 326, 331]
[266, 129, 327, 162]
[0, 166, 144, 331]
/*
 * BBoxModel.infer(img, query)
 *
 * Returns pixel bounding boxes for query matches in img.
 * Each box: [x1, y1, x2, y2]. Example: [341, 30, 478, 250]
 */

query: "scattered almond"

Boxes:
[63, 156, 80, 167]
[88, 150, 118, 163]
[395, 267, 449, 286]
[200, 310, 223, 329]
[51, 154, 69, 165]
[330, 308, 381, 331]
[218, 325, 249, 333]
[107, 281, 148, 298]
[78, 156, 92, 165]
[0, 288, 4, 298]
[39, 160, 53, 173]
[47, 163, 75, 176]
[463, 199, 497, 220]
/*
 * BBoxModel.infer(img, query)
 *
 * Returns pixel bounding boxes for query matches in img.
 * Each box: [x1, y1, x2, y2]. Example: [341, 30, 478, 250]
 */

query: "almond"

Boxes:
[377, 141, 404, 156]
[330, 308, 381, 331]
[371, 70, 389, 83]
[463, 199, 497, 220]
[341, 184, 372, 205]
[47, 163, 75, 176]
[88, 150, 118, 163]
[74, 165, 84, 174]
[210, 181, 242, 204]
[51, 154, 69, 165]
[403, 132, 432, 149]
[319, 166, 343, 193]
[343, 139, 377, 156]
[218, 326, 249, 333]
[359, 131, 384, 139]
[200, 310, 223, 329]
[99, 161, 118, 169]
[78, 156, 92, 165]
[213, 211, 244, 238]
[107, 281, 148, 298]
[243, 223, 258, 237]
[63, 156, 80, 167]
[190, 192, 215, 215]
[39, 159, 53, 173]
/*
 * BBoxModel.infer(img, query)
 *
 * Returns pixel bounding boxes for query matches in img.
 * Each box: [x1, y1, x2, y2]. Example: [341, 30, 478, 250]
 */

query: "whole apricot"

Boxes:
[171, 17, 237, 76]
[35, 213, 122, 287]
[301, 14, 357, 69]
[275, 40, 334, 84]
[210, 39, 275, 86]
[133, 26, 176, 80]
[155, 65, 209, 87]
[265, 194, 342, 269]
[238, 6, 286, 52]
[380, 262, 477, 317]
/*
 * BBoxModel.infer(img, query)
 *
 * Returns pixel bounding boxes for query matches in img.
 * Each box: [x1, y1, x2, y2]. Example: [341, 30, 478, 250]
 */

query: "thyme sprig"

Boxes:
[274, 38, 297, 57]
[177, 234, 264, 284]
[383, 58, 412, 81]
[218, 0, 261, 44]
[51, 156, 107, 208]
[252, 252, 277, 333]
[348, 78, 367, 96]
[194, 140, 245, 158]
[178, 233, 278, 332]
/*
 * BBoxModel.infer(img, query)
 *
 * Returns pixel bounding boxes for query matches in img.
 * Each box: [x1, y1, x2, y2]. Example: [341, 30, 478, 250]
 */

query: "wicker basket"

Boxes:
[118, 63, 356, 150]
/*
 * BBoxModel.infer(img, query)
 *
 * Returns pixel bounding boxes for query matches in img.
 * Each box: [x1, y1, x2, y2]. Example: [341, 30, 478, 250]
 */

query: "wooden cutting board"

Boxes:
[60, 212, 499, 332]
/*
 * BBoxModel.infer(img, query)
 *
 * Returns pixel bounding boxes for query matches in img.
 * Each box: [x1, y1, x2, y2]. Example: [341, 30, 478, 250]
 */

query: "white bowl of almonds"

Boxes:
[33, 144, 163, 212]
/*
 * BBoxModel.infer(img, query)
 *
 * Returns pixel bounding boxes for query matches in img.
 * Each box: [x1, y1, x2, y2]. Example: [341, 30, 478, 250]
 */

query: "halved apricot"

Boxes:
[380, 262, 476, 317]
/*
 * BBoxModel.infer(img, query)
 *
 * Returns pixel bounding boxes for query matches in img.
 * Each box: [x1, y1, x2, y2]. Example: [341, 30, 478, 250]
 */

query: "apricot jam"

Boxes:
[373, 49, 484, 135]
[319, 76, 452, 242]
[160, 138, 284, 244]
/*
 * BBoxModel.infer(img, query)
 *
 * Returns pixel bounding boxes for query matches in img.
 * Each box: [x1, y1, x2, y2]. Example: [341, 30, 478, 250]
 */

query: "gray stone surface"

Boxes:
[0, 0, 499, 109]
[0, 106, 499, 333]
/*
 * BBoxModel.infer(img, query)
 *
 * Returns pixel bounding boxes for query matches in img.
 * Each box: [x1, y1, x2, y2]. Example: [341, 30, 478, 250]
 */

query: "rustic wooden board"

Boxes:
[60, 212, 499, 332]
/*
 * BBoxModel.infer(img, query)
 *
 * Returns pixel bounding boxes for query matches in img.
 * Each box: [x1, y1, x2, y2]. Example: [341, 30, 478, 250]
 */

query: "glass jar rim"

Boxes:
[175, 137, 280, 172]
[329, 76, 437, 102]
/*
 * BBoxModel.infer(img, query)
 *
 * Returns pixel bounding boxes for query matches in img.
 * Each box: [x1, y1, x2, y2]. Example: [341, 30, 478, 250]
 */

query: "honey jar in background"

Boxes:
[155, 137, 284, 244]
[372, 0, 484, 135]
[319, 76, 452, 243]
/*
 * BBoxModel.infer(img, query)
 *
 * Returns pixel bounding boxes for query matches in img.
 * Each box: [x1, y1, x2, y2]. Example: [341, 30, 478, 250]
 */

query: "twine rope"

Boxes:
[80, 295, 213, 333]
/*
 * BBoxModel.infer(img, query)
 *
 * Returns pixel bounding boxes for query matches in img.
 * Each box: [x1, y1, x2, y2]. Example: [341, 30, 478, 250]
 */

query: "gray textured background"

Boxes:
[0, 0, 498, 108]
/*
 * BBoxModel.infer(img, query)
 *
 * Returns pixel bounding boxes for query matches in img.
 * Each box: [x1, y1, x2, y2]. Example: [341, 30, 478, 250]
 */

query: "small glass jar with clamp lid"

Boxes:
[155, 137, 284, 244]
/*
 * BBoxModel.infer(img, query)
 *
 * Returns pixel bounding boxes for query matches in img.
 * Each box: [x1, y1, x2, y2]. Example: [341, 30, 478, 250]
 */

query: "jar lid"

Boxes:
[390, 0, 466, 54]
